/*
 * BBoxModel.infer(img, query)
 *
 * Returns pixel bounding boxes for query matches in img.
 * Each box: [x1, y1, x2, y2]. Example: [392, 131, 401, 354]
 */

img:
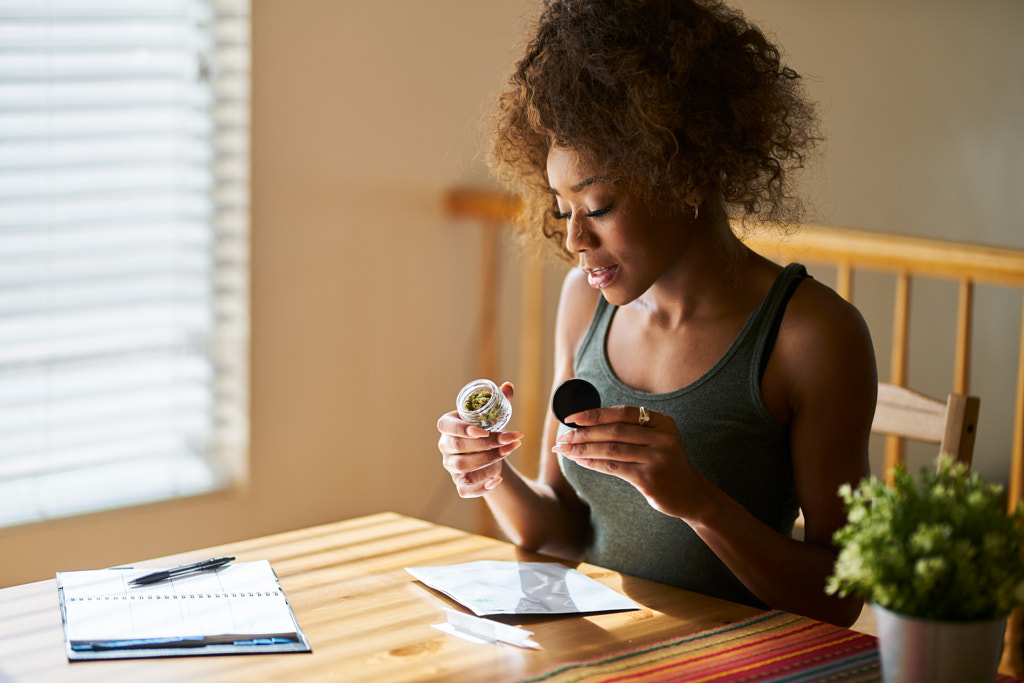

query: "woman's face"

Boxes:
[546, 146, 689, 306]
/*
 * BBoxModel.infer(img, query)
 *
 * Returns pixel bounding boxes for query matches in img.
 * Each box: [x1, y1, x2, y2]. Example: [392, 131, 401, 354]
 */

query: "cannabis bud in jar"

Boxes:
[456, 379, 512, 432]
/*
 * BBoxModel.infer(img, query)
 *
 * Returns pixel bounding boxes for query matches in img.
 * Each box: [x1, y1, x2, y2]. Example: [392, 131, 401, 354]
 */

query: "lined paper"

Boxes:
[58, 560, 298, 642]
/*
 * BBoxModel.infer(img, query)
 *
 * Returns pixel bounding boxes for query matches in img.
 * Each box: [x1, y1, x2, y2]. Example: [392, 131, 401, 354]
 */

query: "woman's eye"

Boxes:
[551, 206, 610, 221]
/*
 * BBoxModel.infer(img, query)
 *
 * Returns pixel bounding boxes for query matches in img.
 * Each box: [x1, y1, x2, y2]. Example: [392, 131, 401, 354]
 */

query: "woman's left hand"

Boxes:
[552, 406, 705, 518]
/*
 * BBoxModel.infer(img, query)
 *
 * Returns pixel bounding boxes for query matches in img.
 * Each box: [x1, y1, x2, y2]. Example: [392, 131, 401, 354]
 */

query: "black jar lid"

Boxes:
[552, 378, 601, 428]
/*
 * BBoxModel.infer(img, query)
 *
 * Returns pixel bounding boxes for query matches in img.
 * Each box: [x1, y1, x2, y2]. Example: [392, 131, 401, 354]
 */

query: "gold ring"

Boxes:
[638, 406, 650, 426]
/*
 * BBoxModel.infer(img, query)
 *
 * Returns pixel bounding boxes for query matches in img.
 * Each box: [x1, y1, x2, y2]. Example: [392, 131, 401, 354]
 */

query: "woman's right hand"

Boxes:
[437, 382, 523, 498]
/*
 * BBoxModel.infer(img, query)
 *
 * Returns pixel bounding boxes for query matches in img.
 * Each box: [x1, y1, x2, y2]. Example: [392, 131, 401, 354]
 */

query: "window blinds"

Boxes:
[0, 0, 249, 526]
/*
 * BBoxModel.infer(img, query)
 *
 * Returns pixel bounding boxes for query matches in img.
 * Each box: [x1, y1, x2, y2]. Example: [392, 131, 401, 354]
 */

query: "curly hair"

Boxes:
[488, 0, 820, 260]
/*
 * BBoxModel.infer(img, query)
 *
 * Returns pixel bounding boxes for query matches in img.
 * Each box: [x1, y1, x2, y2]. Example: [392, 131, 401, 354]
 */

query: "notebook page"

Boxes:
[58, 560, 298, 642]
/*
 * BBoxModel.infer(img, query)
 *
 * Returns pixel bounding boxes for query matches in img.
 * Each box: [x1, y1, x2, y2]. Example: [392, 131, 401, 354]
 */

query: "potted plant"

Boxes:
[826, 454, 1024, 682]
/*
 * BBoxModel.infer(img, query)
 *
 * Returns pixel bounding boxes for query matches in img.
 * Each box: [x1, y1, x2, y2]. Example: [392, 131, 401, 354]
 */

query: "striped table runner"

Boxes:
[519, 610, 1019, 683]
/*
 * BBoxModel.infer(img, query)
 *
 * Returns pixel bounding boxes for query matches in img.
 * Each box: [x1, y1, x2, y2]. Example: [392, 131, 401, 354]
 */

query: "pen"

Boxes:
[129, 556, 235, 586]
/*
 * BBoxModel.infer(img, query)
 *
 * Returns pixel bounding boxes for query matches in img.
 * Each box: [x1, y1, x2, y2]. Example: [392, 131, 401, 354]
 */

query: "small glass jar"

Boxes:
[456, 379, 512, 432]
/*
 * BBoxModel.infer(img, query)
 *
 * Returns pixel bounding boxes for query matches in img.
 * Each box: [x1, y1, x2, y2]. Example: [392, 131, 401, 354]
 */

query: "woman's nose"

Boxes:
[565, 216, 592, 253]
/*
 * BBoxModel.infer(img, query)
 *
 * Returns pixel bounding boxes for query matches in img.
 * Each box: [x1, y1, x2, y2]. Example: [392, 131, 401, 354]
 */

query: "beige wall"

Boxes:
[1, 0, 1021, 588]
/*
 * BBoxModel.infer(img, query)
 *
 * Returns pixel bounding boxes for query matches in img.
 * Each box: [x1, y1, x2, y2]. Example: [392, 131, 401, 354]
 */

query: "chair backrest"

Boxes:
[873, 383, 980, 483]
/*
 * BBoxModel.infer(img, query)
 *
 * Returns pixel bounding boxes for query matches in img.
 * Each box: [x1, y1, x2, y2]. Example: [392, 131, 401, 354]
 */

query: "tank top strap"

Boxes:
[574, 294, 615, 372]
[753, 263, 811, 381]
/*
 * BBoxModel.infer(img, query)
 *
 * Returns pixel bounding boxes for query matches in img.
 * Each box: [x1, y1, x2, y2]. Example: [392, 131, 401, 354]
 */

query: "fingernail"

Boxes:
[468, 426, 490, 438]
[483, 476, 503, 491]
[556, 432, 572, 443]
[551, 443, 569, 453]
[498, 431, 523, 444]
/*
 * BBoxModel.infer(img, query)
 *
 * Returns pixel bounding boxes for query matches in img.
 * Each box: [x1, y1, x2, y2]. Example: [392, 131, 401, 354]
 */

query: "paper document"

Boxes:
[406, 560, 640, 616]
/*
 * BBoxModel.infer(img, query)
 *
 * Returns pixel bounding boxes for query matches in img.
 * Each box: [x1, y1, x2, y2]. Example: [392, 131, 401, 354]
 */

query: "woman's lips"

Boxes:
[585, 265, 618, 289]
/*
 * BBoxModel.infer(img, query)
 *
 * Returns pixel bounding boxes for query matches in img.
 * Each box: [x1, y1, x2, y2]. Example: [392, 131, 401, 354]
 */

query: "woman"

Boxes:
[436, 0, 876, 627]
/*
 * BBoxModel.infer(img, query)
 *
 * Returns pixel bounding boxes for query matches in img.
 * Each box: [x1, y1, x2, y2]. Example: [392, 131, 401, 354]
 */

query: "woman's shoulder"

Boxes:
[758, 263, 876, 429]
[747, 259, 865, 337]
[788, 273, 869, 338]
[777, 268, 876, 387]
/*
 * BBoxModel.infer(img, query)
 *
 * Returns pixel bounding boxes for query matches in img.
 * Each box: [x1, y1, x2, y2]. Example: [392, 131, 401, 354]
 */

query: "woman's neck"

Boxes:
[633, 222, 755, 329]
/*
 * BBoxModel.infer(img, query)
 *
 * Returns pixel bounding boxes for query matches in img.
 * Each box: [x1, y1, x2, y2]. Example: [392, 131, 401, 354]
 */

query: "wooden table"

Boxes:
[0, 512, 764, 682]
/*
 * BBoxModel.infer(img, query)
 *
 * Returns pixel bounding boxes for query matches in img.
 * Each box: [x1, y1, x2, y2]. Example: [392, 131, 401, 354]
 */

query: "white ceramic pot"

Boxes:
[873, 603, 1007, 683]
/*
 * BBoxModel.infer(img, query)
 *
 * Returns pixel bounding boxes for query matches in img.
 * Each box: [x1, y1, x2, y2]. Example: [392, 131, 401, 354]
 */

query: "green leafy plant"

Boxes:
[826, 454, 1024, 621]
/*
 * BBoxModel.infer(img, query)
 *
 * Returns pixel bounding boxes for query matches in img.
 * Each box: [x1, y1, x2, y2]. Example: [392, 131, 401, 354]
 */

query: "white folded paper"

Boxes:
[432, 608, 539, 649]
[406, 560, 640, 616]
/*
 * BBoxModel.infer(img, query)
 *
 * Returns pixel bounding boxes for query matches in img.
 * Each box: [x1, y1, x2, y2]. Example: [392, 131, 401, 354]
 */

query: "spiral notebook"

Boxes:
[56, 559, 310, 660]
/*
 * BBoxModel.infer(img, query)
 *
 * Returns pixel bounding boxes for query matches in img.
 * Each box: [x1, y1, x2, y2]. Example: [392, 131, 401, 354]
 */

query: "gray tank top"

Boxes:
[560, 263, 808, 609]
